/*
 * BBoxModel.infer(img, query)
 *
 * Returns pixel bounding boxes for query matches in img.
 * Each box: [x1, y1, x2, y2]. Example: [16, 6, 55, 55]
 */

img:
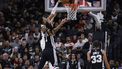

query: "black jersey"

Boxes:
[90, 49, 103, 69]
[45, 36, 53, 49]
[44, 22, 54, 49]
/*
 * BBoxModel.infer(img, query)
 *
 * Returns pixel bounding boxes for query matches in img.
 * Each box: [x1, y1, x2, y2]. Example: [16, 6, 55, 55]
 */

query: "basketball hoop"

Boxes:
[64, 4, 79, 20]
[62, 0, 86, 20]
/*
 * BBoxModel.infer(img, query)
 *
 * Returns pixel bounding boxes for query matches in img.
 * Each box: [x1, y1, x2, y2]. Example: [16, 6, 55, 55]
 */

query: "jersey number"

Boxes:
[91, 55, 102, 63]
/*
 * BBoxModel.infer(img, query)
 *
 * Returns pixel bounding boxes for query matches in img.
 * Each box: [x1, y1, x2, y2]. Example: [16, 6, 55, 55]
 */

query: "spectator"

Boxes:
[18, 58, 23, 69]
[118, 62, 122, 69]
[55, 37, 63, 50]
[2, 41, 12, 55]
[0, 11, 5, 26]
[23, 47, 30, 59]
[10, 47, 20, 61]
[13, 57, 20, 69]
[109, 60, 116, 69]
[26, 32, 34, 47]
[72, 36, 86, 54]
[64, 36, 74, 54]
[34, 47, 41, 56]
[1, 53, 12, 69]
[71, 35, 78, 43]
[66, 54, 78, 69]
[77, 54, 84, 69]
[33, 28, 40, 40]
[28, 65, 34, 69]
[57, 44, 67, 69]
[19, 39, 28, 58]
[32, 37, 41, 51]
[75, 19, 85, 29]
[22, 60, 30, 69]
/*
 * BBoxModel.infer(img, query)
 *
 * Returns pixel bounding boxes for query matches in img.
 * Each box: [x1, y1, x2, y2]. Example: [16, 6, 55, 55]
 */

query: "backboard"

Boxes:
[45, 0, 106, 12]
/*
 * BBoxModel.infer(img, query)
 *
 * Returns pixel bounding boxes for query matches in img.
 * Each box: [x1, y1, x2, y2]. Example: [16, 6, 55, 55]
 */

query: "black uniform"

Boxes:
[90, 49, 103, 69]
[38, 35, 55, 69]
[38, 22, 56, 68]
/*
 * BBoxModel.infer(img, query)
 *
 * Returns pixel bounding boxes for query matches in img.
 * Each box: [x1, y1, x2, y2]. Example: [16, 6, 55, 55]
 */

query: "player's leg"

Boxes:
[38, 51, 47, 69]
[48, 50, 55, 66]
[38, 58, 46, 69]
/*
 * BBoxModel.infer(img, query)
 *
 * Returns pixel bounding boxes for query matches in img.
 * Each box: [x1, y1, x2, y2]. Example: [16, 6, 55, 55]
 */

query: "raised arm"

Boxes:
[88, 11, 102, 29]
[102, 50, 110, 69]
[47, 0, 61, 23]
[53, 18, 68, 33]
[46, 18, 68, 36]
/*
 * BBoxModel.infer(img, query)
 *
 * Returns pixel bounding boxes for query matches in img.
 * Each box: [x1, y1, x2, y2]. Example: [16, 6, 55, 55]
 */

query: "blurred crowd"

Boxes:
[0, 0, 122, 69]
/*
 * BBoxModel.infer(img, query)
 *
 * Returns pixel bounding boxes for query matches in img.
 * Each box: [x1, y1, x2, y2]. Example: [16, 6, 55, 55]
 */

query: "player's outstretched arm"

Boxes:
[102, 50, 110, 69]
[46, 18, 68, 36]
[53, 18, 68, 33]
[47, 0, 61, 23]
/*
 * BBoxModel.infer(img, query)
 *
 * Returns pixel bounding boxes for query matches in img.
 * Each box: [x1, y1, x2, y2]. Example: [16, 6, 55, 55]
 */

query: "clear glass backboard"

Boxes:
[45, 0, 106, 12]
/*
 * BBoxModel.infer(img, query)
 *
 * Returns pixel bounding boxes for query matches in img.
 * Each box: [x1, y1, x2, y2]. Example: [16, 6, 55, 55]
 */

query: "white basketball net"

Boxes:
[64, 4, 79, 20]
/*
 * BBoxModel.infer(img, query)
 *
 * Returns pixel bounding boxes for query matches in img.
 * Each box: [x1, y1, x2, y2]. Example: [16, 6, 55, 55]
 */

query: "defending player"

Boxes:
[87, 40, 110, 69]
[38, 0, 68, 69]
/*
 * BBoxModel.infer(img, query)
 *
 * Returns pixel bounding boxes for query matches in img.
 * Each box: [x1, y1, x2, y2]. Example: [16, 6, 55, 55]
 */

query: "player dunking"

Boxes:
[87, 40, 110, 69]
[38, 0, 68, 69]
